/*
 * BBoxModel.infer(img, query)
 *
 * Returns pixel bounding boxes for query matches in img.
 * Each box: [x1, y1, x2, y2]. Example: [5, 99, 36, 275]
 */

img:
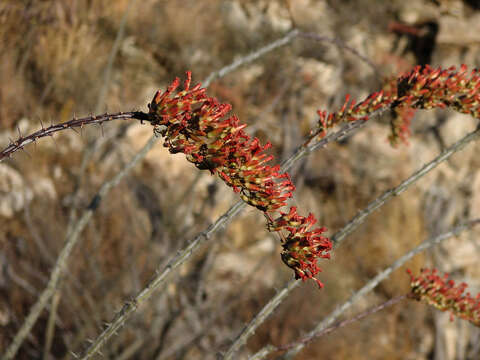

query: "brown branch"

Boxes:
[0, 111, 150, 162]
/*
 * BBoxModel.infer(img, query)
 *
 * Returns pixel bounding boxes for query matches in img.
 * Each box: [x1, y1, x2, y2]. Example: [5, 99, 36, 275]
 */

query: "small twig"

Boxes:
[202, 29, 298, 88]
[222, 125, 480, 359]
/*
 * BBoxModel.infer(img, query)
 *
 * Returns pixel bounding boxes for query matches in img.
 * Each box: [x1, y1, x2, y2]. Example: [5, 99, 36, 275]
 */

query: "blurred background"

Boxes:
[1, 0, 480, 359]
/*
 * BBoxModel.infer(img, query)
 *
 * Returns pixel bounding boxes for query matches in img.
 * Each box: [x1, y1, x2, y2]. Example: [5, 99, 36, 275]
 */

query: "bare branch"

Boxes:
[331, 125, 480, 246]
[202, 29, 299, 88]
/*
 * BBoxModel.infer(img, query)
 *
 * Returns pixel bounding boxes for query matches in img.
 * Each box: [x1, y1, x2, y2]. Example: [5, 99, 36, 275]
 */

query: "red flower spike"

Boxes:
[407, 268, 480, 327]
[315, 64, 480, 145]
[148, 73, 332, 287]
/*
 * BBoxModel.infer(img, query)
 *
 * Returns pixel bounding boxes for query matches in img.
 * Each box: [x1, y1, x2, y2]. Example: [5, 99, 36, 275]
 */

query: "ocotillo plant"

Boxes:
[2, 65, 480, 283]
[408, 268, 480, 327]
[3, 65, 480, 289]
[2, 63, 480, 360]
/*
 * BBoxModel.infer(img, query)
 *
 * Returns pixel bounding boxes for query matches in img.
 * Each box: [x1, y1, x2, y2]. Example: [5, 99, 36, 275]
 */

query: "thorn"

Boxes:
[49, 133, 59, 151]
[70, 351, 79, 359]
[70, 127, 80, 135]
[40, 118, 45, 130]
[20, 146, 31, 158]
[17, 124, 23, 139]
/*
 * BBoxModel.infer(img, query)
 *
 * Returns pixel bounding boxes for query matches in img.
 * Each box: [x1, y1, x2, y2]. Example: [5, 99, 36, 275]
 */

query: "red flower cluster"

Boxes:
[268, 207, 331, 287]
[315, 64, 480, 145]
[148, 72, 332, 287]
[407, 268, 480, 327]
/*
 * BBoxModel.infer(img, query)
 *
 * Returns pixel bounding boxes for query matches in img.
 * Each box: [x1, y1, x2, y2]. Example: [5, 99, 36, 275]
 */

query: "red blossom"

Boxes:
[315, 64, 480, 145]
[148, 72, 332, 287]
[407, 268, 480, 327]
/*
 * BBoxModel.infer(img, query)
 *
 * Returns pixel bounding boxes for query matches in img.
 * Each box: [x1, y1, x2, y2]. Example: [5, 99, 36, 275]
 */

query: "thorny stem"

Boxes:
[0, 112, 149, 162]
[248, 219, 480, 360]
[223, 125, 480, 359]
[0, 30, 301, 163]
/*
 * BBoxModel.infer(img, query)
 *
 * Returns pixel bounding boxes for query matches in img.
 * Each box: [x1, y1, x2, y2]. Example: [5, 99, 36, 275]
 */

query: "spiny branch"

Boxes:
[0, 111, 150, 162]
